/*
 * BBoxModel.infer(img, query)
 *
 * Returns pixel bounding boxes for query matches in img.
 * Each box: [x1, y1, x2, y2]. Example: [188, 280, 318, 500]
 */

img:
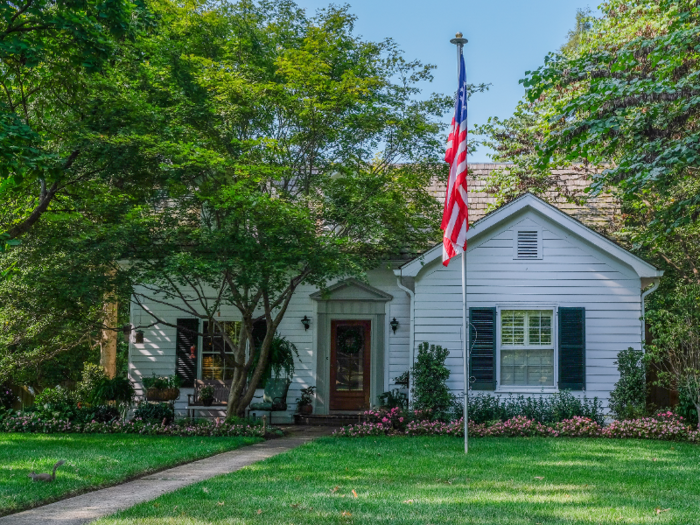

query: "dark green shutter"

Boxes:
[176, 319, 199, 387]
[469, 307, 497, 390]
[558, 307, 586, 390]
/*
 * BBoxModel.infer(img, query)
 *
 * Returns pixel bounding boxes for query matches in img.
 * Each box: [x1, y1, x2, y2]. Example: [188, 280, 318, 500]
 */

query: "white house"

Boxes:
[128, 192, 662, 422]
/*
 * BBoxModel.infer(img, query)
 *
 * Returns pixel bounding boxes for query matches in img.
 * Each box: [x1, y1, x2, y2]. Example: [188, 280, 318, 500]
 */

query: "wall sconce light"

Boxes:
[190, 345, 196, 360]
[390, 317, 399, 334]
[301, 316, 311, 331]
[135, 330, 144, 344]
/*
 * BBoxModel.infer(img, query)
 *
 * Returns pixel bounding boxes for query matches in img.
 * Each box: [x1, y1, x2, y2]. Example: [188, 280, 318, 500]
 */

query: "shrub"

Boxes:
[30, 386, 120, 424]
[411, 342, 455, 420]
[677, 386, 700, 429]
[91, 376, 135, 405]
[377, 389, 408, 409]
[134, 402, 174, 424]
[466, 391, 604, 425]
[334, 411, 700, 443]
[76, 364, 108, 402]
[0, 412, 265, 437]
[0, 385, 17, 410]
[608, 347, 647, 420]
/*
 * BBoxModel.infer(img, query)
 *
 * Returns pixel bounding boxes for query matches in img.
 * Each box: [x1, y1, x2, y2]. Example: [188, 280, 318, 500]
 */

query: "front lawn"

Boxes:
[98, 436, 700, 524]
[0, 433, 261, 516]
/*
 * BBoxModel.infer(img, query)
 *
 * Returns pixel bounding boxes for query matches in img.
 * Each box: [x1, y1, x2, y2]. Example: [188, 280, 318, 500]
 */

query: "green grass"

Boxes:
[96, 436, 700, 525]
[0, 433, 261, 516]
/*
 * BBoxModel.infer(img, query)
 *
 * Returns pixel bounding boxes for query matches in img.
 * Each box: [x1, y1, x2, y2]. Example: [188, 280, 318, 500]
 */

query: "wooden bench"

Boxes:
[186, 379, 231, 419]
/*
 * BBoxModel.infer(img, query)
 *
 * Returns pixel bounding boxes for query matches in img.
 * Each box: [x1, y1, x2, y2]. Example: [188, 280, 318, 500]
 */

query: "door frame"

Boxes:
[311, 279, 392, 415]
[330, 319, 372, 410]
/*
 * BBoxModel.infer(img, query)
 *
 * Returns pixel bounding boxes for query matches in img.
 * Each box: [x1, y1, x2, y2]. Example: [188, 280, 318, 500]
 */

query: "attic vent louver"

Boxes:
[516, 230, 540, 259]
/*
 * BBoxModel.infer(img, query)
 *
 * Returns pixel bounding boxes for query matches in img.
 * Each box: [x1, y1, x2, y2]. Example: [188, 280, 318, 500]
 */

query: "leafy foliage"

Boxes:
[608, 348, 647, 420]
[376, 389, 408, 409]
[296, 386, 316, 409]
[647, 283, 700, 428]
[465, 391, 605, 425]
[133, 402, 175, 425]
[0, 384, 15, 410]
[90, 377, 135, 405]
[249, 334, 299, 386]
[411, 342, 455, 419]
[141, 375, 181, 391]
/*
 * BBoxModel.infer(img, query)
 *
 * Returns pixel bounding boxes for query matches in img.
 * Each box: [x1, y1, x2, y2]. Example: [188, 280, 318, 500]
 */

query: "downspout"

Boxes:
[396, 273, 415, 405]
[641, 279, 660, 350]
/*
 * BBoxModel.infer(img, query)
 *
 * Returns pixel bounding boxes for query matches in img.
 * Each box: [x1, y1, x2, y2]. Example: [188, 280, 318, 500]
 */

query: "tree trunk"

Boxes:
[100, 300, 118, 379]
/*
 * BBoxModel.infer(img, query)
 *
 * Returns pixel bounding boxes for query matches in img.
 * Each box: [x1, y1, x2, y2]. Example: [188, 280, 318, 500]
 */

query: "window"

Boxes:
[500, 310, 554, 387]
[201, 321, 241, 380]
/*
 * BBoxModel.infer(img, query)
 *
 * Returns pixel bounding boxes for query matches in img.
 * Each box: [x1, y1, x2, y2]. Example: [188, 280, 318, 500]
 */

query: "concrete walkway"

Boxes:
[0, 427, 332, 525]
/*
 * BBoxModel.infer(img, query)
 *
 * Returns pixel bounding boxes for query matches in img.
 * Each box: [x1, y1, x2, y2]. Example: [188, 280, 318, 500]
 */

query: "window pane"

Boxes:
[501, 311, 525, 345]
[201, 321, 240, 380]
[202, 355, 224, 380]
[528, 311, 552, 345]
[501, 349, 554, 387]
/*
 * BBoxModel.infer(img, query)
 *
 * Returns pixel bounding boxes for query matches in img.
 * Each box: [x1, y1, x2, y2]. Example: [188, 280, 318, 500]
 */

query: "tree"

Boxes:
[647, 284, 700, 429]
[0, 0, 149, 241]
[479, 1, 700, 422]
[560, 7, 593, 55]
[120, 1, 454, 417]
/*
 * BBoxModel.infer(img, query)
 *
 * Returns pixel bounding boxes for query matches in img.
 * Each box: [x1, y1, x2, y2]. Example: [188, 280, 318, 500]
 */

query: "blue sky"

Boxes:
[295, 0, 598, 161]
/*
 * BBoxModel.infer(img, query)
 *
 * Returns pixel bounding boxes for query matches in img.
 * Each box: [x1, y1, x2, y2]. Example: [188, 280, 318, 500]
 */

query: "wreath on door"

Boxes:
[338, 326, 364, 355]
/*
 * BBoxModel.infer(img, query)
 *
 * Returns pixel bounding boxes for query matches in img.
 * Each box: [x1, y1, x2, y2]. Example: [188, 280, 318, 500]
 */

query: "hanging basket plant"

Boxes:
[143, 375, 181, 401]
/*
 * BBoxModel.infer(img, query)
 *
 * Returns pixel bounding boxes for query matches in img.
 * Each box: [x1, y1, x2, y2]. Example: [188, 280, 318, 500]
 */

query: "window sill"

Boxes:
[495, 387, 559, 394]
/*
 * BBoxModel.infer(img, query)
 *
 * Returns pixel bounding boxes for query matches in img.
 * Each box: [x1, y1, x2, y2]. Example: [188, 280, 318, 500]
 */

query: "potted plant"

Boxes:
[143, 375, 181, 401]
[199, 385, 215, 407]
[296, 385, 316, 415]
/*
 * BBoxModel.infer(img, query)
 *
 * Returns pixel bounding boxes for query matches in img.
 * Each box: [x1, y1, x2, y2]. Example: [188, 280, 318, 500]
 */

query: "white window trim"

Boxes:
[513, 227, 542, 260]
[496, 305, 559, 393]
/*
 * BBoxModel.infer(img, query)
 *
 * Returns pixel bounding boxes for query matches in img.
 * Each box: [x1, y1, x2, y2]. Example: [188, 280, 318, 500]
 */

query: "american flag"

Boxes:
[441, 53, 469, 266]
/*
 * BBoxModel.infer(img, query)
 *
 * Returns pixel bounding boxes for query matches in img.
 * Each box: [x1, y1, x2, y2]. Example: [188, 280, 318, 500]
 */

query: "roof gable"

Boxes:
[310, 278, 393, 302]
[396, 193, 662, 279]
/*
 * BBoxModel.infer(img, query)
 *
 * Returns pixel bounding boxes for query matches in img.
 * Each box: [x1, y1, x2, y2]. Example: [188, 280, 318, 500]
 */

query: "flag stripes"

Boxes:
[441, 53, 469, 266]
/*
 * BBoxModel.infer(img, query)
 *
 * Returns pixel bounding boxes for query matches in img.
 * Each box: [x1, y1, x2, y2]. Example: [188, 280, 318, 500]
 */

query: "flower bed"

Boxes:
[333, 409, 700, 443]
[0, 412, 265, 438]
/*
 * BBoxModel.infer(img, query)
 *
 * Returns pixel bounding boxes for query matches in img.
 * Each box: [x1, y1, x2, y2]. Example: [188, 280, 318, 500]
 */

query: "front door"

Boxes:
[330, 320, 371, 411]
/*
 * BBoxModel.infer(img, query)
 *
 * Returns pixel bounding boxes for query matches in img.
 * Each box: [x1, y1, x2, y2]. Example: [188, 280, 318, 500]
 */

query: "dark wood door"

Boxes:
[330, 320, 371, 411]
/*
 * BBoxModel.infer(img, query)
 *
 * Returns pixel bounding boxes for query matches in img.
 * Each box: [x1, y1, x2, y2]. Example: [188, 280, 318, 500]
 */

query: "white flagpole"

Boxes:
[450, 31, 469, 454]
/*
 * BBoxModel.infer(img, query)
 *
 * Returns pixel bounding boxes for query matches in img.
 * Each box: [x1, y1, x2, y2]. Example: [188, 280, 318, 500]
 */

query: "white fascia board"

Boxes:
[396, 193, 663, 279]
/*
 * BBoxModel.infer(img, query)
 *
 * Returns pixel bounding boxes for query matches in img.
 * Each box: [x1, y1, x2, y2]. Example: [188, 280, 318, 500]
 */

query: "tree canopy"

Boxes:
[0, 0, 466, 406]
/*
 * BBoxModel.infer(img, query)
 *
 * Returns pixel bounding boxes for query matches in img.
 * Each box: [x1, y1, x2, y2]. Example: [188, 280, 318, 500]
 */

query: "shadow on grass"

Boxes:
[0, 433, 261, 516]
[96, 436, 700, 525]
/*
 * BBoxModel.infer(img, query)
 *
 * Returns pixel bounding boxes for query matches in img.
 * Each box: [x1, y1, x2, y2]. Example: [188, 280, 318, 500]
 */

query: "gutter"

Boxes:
[641, 279, 660, 350]
[396, 273, 415, 405]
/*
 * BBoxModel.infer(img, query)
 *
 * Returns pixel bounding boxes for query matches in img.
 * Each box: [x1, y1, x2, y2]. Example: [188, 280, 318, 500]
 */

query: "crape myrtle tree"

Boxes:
[122, 0, 467, 417]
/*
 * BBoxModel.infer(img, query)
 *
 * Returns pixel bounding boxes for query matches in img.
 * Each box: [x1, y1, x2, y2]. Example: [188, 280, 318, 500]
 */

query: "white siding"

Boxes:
[128, 267, 410, 420]
[412, 211, 643, 406]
